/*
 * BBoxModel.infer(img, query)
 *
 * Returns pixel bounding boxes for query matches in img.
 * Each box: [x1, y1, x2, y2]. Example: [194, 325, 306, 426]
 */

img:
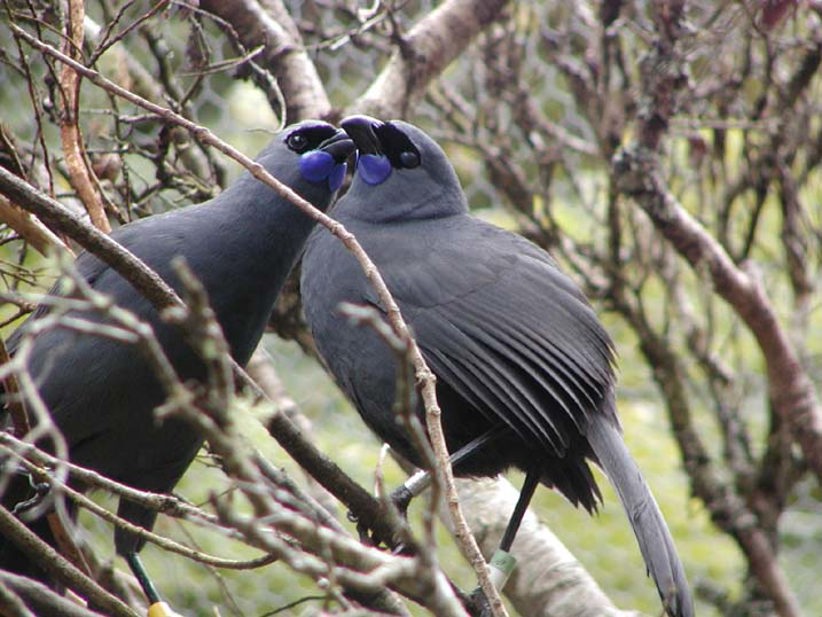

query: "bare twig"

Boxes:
[58, 0, 109, 232]
[0, 570, 109, 617]
[0, 505, 137, 617]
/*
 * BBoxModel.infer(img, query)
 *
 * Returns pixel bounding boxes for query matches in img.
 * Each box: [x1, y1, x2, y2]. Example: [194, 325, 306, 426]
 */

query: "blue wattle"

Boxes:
[300, 150, 335, 183]
[358, 154, 392, 186]
[328, 163, 347, 192]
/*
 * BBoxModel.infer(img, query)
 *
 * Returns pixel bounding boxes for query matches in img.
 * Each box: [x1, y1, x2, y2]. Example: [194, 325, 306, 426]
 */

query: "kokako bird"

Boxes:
[300, 115, 693, 617]
[0, 120, 354, 605]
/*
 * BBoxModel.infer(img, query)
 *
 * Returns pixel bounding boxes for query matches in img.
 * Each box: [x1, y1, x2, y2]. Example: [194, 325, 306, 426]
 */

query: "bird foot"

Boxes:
[388, 484, 413, 518]
[351, 514, 413, 555]
[465, 587, 494, 617]
[11, 471, 52, 516]
[349, 485, 415, 552]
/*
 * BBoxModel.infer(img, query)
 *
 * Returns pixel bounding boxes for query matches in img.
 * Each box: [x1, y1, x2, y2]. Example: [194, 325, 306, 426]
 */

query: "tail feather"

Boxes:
[587, 411, 694, 617]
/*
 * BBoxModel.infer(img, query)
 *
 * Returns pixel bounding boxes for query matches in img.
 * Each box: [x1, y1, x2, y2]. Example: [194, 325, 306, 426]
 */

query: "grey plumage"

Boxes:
[301, 116, 693, 617]
[1, 121, 354, 583]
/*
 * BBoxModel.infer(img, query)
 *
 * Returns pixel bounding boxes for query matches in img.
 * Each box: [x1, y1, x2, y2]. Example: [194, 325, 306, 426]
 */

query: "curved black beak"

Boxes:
[319, 129, 356, 163]
[341, 115, 384, 155]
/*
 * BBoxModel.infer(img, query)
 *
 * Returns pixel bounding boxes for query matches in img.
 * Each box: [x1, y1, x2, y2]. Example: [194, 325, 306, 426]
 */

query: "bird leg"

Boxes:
[461, 470, 542, 616]
[125, 554, 181, 616]
[358, 427, 508, 549]
[387, 470, 425, 517]
[498, 469, 540, 553]
[124, 552, 161, 605]
[471, 468, 540, 606]
[389, 424, 509, 514]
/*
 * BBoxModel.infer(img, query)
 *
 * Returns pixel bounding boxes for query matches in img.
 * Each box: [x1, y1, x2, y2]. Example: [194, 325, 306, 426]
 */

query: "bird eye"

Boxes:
[399, 150, 420, 169]
[286, 132, 309, 153]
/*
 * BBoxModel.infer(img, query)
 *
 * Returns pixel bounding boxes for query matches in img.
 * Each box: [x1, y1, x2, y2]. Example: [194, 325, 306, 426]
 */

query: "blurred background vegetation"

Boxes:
[2, 1, 822, 616]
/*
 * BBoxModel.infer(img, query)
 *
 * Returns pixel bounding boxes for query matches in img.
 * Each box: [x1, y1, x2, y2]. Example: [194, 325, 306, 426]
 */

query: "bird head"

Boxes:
[338, 115, 468, 222]
[247, 120, 355, 210]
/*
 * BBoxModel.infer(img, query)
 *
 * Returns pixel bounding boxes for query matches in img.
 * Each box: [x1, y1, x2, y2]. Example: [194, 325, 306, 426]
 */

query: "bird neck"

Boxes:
[340, 180, 467, 223]
[209, 172, 327, 272]
[224, 168, 325, 222]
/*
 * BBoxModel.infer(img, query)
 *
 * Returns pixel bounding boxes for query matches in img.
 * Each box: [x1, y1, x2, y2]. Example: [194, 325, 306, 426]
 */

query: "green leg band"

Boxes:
[489, 549, 517, 590]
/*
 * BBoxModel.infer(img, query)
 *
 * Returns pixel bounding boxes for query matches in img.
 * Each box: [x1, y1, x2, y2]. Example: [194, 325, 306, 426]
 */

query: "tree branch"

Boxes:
[354, 0, 510, 118]
[0, 506, 137, 617]
[0, 570, 108, 617]
[614, 146, 822, 495]
[0, 195, 70, 256]
[453, 477, 645, 617]
[58, 0, 109, 233]
[199, 0, 333, 122]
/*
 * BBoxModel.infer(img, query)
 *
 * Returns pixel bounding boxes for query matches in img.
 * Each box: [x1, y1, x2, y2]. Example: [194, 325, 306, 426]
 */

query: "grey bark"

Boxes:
[452, 477, 646, 617]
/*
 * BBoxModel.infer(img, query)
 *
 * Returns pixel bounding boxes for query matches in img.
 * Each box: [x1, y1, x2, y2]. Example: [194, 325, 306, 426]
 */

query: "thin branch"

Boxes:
[8, 448, 278, 572]
[199, 0, 332, 122]
[0, 571, 108, 617]
[0, 430, 248, 543]
[0, 165, 181, 312]
[59, 0, 109, 232]
[0, 505, 137, 617]
[0, 580, 36, 617]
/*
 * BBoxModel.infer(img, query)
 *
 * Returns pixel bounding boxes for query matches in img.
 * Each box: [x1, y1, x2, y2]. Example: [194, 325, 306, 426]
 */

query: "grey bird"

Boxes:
[0, 120, 354, 601]
[301, 115, 693, 617]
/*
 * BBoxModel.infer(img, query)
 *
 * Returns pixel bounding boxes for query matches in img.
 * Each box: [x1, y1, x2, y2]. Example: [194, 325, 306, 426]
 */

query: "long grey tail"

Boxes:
[587, 407, 694, 617]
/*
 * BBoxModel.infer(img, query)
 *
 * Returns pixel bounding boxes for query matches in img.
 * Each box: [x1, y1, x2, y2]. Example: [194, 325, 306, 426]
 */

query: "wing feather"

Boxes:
[377, 216, 617, 458]
[417, 312, 562, 449]
[458, 294, 603, 412]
